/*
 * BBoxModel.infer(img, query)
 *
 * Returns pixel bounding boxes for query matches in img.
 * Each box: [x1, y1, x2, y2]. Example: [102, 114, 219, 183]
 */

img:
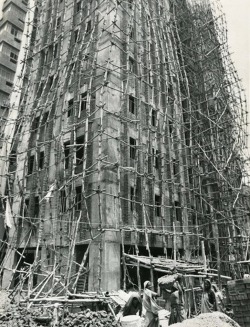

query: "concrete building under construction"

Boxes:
[0, 0, 249, 293]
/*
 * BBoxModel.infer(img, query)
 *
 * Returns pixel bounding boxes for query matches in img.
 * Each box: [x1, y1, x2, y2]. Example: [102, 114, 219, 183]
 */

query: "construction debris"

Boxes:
[0, 304, 118, 327]
[59, 310, 117, 327]
[170, 312, 240, 327]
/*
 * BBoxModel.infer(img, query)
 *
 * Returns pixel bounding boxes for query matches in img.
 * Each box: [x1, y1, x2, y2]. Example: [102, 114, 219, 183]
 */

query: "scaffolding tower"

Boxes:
[0, 0, 249, 296]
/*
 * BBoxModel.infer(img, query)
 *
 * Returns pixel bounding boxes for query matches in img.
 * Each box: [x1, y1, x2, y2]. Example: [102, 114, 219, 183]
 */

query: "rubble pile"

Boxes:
[61, 309, 118, 327]
[171, 312, 240, 327]
[0, 306, 42, 327]
[0, 304, 118, 327]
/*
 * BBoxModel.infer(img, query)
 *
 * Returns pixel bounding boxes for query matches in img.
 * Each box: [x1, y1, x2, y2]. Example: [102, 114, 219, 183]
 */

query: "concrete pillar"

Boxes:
[88, 231, 120, 292]
[1, 250, 16, 289]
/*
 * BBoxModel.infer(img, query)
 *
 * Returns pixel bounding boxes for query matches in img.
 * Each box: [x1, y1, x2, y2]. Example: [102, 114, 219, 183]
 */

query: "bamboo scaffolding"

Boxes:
[0, 0, 249, 297]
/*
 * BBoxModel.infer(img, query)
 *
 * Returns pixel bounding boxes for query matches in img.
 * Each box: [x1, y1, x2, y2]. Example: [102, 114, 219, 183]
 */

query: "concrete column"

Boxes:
[88, 231, 120, 292]
[1, 250, 16, 289]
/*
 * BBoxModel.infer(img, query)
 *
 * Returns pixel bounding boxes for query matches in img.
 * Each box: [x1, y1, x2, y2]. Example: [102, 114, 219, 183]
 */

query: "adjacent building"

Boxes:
[0, 0, 28, 108]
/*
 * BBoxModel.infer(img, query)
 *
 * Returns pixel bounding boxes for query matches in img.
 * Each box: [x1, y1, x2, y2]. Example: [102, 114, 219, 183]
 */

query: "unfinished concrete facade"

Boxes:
[0, 0, 249, 293]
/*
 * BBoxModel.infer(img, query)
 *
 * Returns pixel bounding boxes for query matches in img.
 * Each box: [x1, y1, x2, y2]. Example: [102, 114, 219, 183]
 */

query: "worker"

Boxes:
[122, 292, 142, 317]
[168, 279, 186, 325]
[143, 281, 162, 327]
[200, 279, 217, 313]
[212, 283, 224, 312]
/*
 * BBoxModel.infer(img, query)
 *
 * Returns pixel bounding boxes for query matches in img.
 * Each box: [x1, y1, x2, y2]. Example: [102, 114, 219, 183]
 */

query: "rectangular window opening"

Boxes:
[24, 199, 29, 217]
[41, 112, 49, 126]
[39, 151, 44, 169]
[74, 29, 79, 43]
[81, 92, 87, 111]
[68, 99, 74, 117]
[169, 120, 173, 136]
[53, 43, 58, 58]
[155, 194, 161, 217]
[6, 81, 13, 87]
[28, 155, 35, 175]
[60, 189, 67, 213]
[56, 17, 61, 29]
[32, 117, 40, 131]
[76, 135, 85, 165]
[151, 108, 156, 127]
[155, 150, 160, 169]
[10, 52, 18, 64]
[130, 27, 134, 39]
[129, 95, 135, 114]
[9, 151, 17, 167]
[11, 26, 18, 37]
[86, 21, 91, 34]
[76, 1, 81, 12]
[64, 141, 70, 169]
[185, 130, 190, 146]
[48, 75, 53, 89]
[129, 57, 135, 73]
[175, 201, 181, 222]
[129, 137, 136, 159]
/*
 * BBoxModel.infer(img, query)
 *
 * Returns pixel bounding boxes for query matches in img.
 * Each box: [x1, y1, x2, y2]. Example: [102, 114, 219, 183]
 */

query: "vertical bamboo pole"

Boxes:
[173, 222, 177, 268]
[201, 240, 207, 274]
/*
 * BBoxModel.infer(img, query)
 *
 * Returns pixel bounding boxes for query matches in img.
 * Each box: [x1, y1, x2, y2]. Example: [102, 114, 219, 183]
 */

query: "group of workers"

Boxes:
[121, 277, 224, 326]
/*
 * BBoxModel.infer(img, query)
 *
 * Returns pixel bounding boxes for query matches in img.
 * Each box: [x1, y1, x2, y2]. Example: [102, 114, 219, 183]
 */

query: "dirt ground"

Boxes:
[170, 312, 240, 327]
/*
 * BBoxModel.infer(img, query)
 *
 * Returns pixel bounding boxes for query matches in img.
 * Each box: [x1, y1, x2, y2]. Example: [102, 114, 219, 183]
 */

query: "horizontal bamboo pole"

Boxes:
[22, 298, 104, 303]
[198, 272, 231, 280]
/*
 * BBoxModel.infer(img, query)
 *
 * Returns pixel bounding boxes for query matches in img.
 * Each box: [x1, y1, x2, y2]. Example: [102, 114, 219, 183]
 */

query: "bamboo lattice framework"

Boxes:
[0, 0, 249, 295]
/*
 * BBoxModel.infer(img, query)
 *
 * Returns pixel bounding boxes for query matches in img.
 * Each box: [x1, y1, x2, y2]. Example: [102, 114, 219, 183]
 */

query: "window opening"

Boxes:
[129, 137, 136, 159]
[155, 195, 161, 216]
[64, 141, 70, 169]
[76, 135, 85, 165]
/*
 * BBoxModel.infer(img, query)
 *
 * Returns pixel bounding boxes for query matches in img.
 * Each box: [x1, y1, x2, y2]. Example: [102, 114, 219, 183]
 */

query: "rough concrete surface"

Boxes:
[171, 312, 240, 327]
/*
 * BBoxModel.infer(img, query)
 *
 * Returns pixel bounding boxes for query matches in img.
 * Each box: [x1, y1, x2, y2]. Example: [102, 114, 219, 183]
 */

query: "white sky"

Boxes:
[220, 0, 250, 117]
[220, 0, 250, 157]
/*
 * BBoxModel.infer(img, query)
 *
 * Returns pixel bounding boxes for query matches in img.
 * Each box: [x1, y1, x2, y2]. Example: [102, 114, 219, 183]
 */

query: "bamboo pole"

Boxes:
[201, 241, 207, 274]
[173, 222, 177, 269]
[27, 266, 58, 309]
[245, 236, 249, 261]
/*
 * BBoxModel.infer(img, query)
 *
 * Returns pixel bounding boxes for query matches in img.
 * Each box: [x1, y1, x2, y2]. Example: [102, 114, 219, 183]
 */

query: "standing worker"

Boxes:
[200, 279, 217, 313]
[212, 283, 224, 312]
[168, 279, 186, 325]
[122, 292, 142, 317]
[143, 281, 162, 327]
